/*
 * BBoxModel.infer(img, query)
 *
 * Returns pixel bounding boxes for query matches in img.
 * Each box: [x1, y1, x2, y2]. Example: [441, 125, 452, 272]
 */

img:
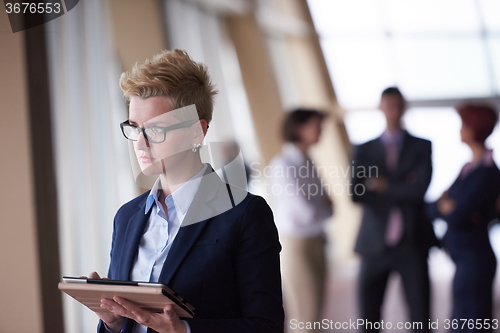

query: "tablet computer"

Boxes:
[58, 277, 195, 318]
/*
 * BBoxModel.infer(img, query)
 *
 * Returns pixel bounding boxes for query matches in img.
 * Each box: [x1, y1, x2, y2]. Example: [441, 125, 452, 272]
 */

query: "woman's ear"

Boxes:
[200, 119, 209, 136]
[193, 119, 208, 143]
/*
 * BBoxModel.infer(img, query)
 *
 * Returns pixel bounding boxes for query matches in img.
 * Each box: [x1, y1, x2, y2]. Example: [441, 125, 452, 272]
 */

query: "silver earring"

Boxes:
[192, 143, 202, 153]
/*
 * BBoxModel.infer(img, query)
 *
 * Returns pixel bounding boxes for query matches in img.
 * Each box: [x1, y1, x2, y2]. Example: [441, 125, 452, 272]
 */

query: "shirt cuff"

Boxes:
[181, 320, 191, 333]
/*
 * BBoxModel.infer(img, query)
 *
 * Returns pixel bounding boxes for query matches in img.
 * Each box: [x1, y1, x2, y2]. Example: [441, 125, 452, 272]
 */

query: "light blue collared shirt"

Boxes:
[130, 164, 208, 333]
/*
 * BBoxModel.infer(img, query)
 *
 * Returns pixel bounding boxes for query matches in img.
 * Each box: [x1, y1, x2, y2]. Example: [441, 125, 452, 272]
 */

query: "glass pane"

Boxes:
[320, 39, 396, 108]
[307, 0, 383, 34]
[404, 107, 500, 201]
[394, 38, 492, 99]
[384, 0, 480, 34]
[403, 108, 470, 201]
[487, 37, 500, 95]
[344, 109, 386, 145]
[486, 117, 500, 165]
[266, 37, 301, 109]
[478, 0, 500, 32]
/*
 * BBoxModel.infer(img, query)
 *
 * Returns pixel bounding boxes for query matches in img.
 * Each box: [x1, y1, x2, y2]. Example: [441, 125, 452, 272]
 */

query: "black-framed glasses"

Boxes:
[120, 119, 198, 143]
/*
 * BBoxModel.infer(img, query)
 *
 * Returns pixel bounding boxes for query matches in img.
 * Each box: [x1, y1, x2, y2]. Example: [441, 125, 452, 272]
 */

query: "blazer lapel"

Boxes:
[158, 167, 231, 284]
[373, 138, 388, 174]
[158, 218, 211, 285]
[376, 131, 410, 175]
[116, 199, 150, 280]
[395, 131, 411, 174]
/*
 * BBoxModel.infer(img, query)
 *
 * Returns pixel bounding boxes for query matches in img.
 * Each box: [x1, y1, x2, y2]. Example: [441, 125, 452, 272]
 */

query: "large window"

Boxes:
[308, 0, 500, 108]
[308, 0, 500, 251]
[309, 0, 500, 196]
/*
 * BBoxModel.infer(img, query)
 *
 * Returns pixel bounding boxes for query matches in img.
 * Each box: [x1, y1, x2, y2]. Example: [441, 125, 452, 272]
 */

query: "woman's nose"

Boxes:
[136, 132, 150, 150]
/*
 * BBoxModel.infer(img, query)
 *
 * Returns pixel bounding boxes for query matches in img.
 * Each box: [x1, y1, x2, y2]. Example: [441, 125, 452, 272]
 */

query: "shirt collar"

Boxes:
[145, 164, 208, 223]
[381, 128, 404, 144]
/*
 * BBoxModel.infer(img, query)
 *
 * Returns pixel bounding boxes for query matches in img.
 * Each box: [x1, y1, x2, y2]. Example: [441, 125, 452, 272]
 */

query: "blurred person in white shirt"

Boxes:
[268, 109, 333, 333]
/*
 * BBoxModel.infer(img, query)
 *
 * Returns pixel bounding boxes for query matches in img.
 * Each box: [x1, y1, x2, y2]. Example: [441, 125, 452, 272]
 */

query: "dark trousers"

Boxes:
[358, 244, 430, 333]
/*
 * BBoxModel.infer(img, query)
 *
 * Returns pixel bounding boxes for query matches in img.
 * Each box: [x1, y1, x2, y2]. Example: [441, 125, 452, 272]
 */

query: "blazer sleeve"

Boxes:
[186, 196, 285, 333]
[439, 168, 500, 227]
[97, 209, 128, 333]
[425, 200, 441, 221]
[351, 144, 383, 205]
[97, 321, 113, 333]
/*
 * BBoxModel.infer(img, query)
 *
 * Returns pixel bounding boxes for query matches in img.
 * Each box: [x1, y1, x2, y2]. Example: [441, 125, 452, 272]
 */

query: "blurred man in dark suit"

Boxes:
[351, 87, 437, 333]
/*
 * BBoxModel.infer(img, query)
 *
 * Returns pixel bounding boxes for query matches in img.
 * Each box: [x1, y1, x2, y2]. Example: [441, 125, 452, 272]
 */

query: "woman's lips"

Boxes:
[140, 155, 154, 163]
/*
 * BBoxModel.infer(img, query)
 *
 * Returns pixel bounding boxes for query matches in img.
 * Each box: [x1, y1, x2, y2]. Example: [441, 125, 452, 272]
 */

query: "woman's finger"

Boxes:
[101, 298, 130, 317]
[162, 304, 175, 317]
[113, 297, 139, 311]
[113, 297, 152, 324]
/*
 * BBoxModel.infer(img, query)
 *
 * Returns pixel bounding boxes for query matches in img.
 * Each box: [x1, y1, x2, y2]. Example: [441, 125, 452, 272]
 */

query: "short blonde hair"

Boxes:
[119, 49, 217, 123]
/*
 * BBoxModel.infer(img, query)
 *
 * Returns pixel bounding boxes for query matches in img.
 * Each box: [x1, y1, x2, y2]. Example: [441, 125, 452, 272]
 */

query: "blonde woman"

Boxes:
[90, 50, 284, 333]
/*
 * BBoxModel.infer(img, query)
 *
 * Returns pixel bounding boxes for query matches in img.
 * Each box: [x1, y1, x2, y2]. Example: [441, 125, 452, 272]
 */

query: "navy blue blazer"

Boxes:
[427, 159, 500, 252]
[426, 156, 500, 325]
[98, 167, 284, 333]
[351, 131, 437, 256]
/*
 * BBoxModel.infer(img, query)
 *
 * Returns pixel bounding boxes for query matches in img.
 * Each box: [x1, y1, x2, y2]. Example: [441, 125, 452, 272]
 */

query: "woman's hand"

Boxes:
[100, 297, 187, 333]
[83, 272, 124, 333]
[438, 191, 455, 215]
